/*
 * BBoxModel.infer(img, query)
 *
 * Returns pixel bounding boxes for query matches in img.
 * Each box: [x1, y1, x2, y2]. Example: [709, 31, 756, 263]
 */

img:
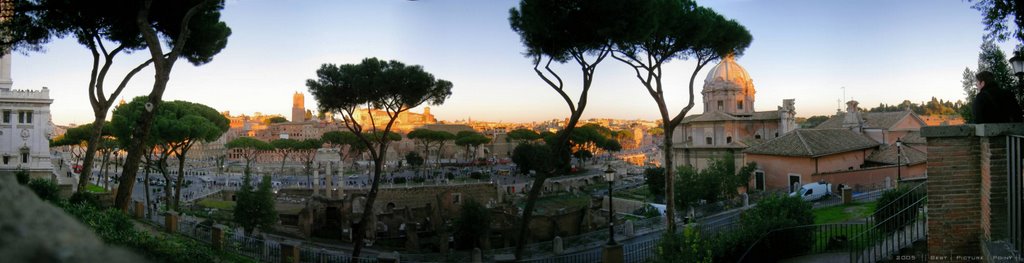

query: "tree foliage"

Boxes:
[610, 0, 752, 234]
[673, 152, 756, 211]
[508, 0, 652, 255]
[798, 115, 830, 129]
[970, 0, 1024, 43]
[114, 0, 233, 210]
[455, 131, 491, 161]
[405, 151, 424, 167]
[306, 57, 452, 257]
[506, 128, 541, 143]
[266, 116, 288, 124]
[511, 143, 555, 175]
[226, 137, 272, 174]
[644, 167, 666, 201]
[453, 199, 492, 250]
[111, 96, 228, 210]
[234, 173, 277, 236]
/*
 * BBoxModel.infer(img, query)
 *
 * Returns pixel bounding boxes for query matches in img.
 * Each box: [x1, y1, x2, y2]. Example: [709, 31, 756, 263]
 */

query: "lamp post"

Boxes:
[1009, 50, 1024, 102]
[896, 138, 903, 186]
[604, 164, 617, 246]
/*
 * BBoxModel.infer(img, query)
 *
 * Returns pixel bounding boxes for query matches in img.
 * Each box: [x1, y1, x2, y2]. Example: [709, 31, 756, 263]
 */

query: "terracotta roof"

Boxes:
[866, 144, 927, 165]
[901, 131, 925, 144]
[682, 110, 780, 123]
[743, 129, 879, 157]
[815, 111, 913, 130]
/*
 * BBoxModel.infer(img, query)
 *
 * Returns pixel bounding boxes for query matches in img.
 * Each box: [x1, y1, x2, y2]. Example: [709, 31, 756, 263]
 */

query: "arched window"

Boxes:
[726, 136, 733, 143]
[706, 137, 713, 145]
[755, 134, 761, 139]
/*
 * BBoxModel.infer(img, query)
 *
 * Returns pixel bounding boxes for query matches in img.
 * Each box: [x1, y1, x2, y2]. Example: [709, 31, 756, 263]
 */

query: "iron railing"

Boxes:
[1007, 135, 1024, 255]
[848, 182, 928, 263]
[738, 223, 869, 262]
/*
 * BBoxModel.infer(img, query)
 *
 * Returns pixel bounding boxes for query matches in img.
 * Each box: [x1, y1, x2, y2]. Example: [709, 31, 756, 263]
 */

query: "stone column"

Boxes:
[165, 211, 179, 233]
[279, 241, 300, 263]
[325, 162, 333, 199]
[602, 244, 623, 263]
[553, 236, 563, 255]
[472, 248, 482, 263]
[312, 162, 320, 196]
[336, 161, 344, 196]
[842, 187, 853, 205]
[212, 224, 226, 251]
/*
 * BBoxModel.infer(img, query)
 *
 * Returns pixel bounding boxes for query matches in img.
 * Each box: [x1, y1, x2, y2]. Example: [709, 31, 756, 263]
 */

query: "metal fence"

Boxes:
[622, 236, 660, 263]
[299, 247, 377, 263]
[848, 182, 928, 263]
[737, 223, 869, 262]
[1008, 135, 1024, 256]
[518, 248, 601, 263]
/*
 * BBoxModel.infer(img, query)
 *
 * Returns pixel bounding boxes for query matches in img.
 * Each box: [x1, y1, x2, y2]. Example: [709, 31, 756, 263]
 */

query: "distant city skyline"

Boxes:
[9, 0, 1015, 126]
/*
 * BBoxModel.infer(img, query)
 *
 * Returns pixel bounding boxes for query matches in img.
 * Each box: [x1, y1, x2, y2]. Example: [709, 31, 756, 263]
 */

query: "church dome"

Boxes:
[703, 54, 752, 90]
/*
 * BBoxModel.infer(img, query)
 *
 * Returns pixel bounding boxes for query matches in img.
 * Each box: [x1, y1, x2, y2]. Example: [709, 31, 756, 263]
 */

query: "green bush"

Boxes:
[701, 194, 814, 262]
[874, 186, 924, 233]
[469, 171, 484, 180]
[69, 192, 103, 208]
[413, 176, 426, 183]
[60, 202, 244, 263]
[655, 225, 712, 263]
[16, 169, 30, 185]
[28, 178, 61, 203]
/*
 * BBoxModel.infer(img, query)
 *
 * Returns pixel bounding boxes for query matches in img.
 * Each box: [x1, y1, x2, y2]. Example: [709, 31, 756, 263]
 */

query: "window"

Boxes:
[22, 153, 29, 163]
[452, 193, 462, 205]
[25, 111, 32, 124]
[18, 111, 25, 123]
[705, 137, 713, 145]
[726, 136, 733, 143]
[2, 156, 8, 164]
[717, 100, 724, 111]
[738, 100, 744, 110]
[1, 110, 9, 123]
[755, 134, 762, 139]
[804, 189, 813, 196]
[775, 132, 779, 138]
[754, 171, 765, 190]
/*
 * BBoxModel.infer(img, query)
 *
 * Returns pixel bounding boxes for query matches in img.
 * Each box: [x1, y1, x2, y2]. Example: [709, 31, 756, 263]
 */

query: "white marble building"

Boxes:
[0, 53, 54, 179]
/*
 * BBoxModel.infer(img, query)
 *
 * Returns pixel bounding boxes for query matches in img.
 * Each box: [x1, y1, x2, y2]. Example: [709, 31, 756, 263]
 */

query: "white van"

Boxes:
[790, 182, 832, 201]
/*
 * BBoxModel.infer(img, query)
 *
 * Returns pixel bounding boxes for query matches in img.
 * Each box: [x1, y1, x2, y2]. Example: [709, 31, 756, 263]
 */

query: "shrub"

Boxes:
[446, 172, 455, 180]
[394, 177, 407, 184]
[69, 192, 103, 208]
[708, 194, 815, 262]
[16, 169, 30, 185]
[413, 176, 426, 183]
[453, 199, 492, 250]
[874, 186, 925, 233]
[655, 225, 712, 263]
[60, 202, 233, 263]
[469, 171, 484, 180]
[28, 178, 61, 203]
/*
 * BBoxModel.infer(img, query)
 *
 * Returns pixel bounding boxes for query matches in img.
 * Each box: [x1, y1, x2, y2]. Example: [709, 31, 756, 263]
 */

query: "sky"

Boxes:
[9, 0, 1017, 126]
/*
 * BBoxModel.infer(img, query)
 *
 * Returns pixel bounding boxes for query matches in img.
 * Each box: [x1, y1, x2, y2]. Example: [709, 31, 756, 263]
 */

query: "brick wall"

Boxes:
[923, 126, 981, 256]
[922, 124, 1024, 257]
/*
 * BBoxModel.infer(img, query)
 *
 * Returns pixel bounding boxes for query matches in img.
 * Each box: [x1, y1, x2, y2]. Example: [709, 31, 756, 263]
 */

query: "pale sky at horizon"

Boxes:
[9, 0, 1016, 126]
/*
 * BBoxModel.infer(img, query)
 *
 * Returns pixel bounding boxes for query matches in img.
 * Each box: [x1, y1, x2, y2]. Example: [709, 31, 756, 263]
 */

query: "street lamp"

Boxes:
[604, 164, 617, 246]
[895, 138, 903, 185]
[1010, 50, 1024, 100]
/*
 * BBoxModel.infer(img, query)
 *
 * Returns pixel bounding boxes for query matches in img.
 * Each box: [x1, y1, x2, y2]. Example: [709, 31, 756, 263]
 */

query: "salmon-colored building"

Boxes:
[744, 101, 928, 193]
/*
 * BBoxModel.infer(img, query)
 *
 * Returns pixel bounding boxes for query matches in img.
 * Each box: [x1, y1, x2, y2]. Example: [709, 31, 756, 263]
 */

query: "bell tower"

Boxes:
[291, 92, 305, 122]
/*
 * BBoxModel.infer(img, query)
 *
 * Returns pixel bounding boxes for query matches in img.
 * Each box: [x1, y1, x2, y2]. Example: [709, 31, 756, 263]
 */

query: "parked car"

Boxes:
[790, 182, 832, 201]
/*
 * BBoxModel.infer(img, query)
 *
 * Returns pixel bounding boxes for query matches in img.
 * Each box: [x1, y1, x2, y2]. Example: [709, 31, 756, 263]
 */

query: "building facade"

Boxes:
[672, 55, 797, 170]
[0, 53, 54, 179]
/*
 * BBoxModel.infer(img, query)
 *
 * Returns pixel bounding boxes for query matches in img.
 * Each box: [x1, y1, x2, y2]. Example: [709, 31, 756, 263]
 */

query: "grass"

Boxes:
[814, 201, 877, 224]
[197, 199, 236, 210]
[613, 185, 654, 202]
[85, 184, 107, 193]
[533, 194, 591, 214]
